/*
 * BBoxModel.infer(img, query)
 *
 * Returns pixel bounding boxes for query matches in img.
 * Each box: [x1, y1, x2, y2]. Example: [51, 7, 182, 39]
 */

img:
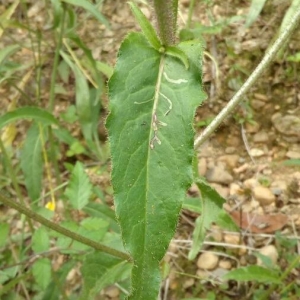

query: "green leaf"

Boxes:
[165, 46, 189, 69]
[107, 32, 206, 299]
[20, 123, 44, 201]
[245, 0, 267, 28]
[96, 61, 114, 78]
[64, 161, 92, 210]
[223, 265, 281, 284]
[188, 179, 225, 260]
[60, 51, 98, 147]
[62, 0, 109, 27]
[83, 202, 120, 232]
[0, 106, 59, 130]
[80, 252, 132, 300]
[32, 227, 50, 253]
[0, 45, 20, 65]
[128, 2, 161, 50]
[32, 258, 52, 289]
[0, 223, 9, 248]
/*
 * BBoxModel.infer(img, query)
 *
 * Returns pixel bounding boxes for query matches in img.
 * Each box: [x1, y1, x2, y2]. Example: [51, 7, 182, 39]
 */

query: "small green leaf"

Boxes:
[0, 45, 20, 65]
[32, 258, 52, 289]
[0, 223, 9, 248]
[20, 123, 44, 202]
[128, 2, 161, 50]
[223, 265, 280, 284]
[64, 161, 92, 210]
[62, 0, 109, 27]
[188, 179, 225, 260]
[165, 46, 189, 69]
[0, 106, 59, 130]
[83, 202, 119, 232]
[80, 252, 132, 300]
[96, 61, 114, 78]
[32, 227, 50, 253]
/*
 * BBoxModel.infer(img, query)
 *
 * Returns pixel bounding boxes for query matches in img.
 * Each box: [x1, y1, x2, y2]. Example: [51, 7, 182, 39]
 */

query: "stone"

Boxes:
[229, 183, 243, 196]
[218, 154, 239, 168]
[245, 121, 260, 133]
[206, 167, 233, 185]
[105, 286, 120, 298]
[253, 131, 269, 143]
[219, 260, 232, 270]
[243, 178, 258, 189]
[249, 148, 265, 157]
[197, 252, 219, 270]
[210, 183, 229, 198]
[286, 150, 300, 159]
[251, 99, 265, 110]
[224, 233, 240, 245]
[272, 114, 300, 140]
[257, 245, 278, 266]
[253, 186, 276, 205]
[183, 278, 195, 289]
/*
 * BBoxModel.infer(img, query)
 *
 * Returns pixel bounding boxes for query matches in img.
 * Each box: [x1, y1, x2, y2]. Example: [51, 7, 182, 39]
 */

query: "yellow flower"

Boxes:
[45, 201, 56, 211]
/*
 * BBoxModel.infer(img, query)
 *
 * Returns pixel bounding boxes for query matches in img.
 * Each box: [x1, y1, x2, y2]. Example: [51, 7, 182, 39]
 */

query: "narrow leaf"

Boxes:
[107, 32, 206, 299]
[62, 0, 109, 27]
[245, 0, 267, 28]
[128, 2, 161, 50]
[64, 161, 92, 210]
[223, 265, 280, 284]
[0, 223, 9, 248]
[0, 106, 59, 130]
[188, 179, 225, 260]
[20, 123, 44, 201]
[0, 45, 20, 65]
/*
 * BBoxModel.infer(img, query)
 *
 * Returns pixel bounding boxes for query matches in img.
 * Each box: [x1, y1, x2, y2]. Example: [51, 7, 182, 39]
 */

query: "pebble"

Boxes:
[206, 166, 234, 185]
[286, 150, 300, 159]
[245, 121, 260, 133]
[257, 245, 278, 266]
[243, 178, 258, 189]
[218, 154, 239, 168]
[252, 186, 276, 205]
[105, 286, 120, 298]
[210, 183, 229, 198]
[251, 99, 265, 110]
[225, 147, 236, 154]
[229, 182, 243, 196]
[197, 252, 219, 270]
[272, 114, 300, 140]
[183, 278, 195, 289]
[253, 131, 269, 143]
[249, 148, 265, 157]
[219, 260, 232, 270]
[224, 233, 240, 245]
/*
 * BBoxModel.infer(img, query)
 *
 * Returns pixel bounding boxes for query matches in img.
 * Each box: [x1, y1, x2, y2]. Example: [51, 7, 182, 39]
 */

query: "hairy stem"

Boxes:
[0, 192, 132, 262]
[152, 0, 178, 45]
[194, 5, 300, 149]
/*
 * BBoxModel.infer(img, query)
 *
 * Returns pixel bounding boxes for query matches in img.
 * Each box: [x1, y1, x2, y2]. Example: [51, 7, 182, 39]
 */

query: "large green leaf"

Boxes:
[20, 123, 44, 201]
[107, 32, 206, 299]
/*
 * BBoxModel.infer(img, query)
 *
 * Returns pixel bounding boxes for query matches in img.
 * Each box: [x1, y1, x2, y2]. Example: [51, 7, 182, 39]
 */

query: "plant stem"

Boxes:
[152, 0, 178, 45]
[194, 5, 300, 149]
[0, 192, 132, 262]
[187, 0, 196, 29]
[48, 5, 66, 111]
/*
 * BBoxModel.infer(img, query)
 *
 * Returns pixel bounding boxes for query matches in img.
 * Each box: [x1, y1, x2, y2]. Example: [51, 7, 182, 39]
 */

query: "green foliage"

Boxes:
[64, 161, 93, 210]
[107, 27, 206, 296]
[223, 265, 280, 284]
[20, 123, 44, 201]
